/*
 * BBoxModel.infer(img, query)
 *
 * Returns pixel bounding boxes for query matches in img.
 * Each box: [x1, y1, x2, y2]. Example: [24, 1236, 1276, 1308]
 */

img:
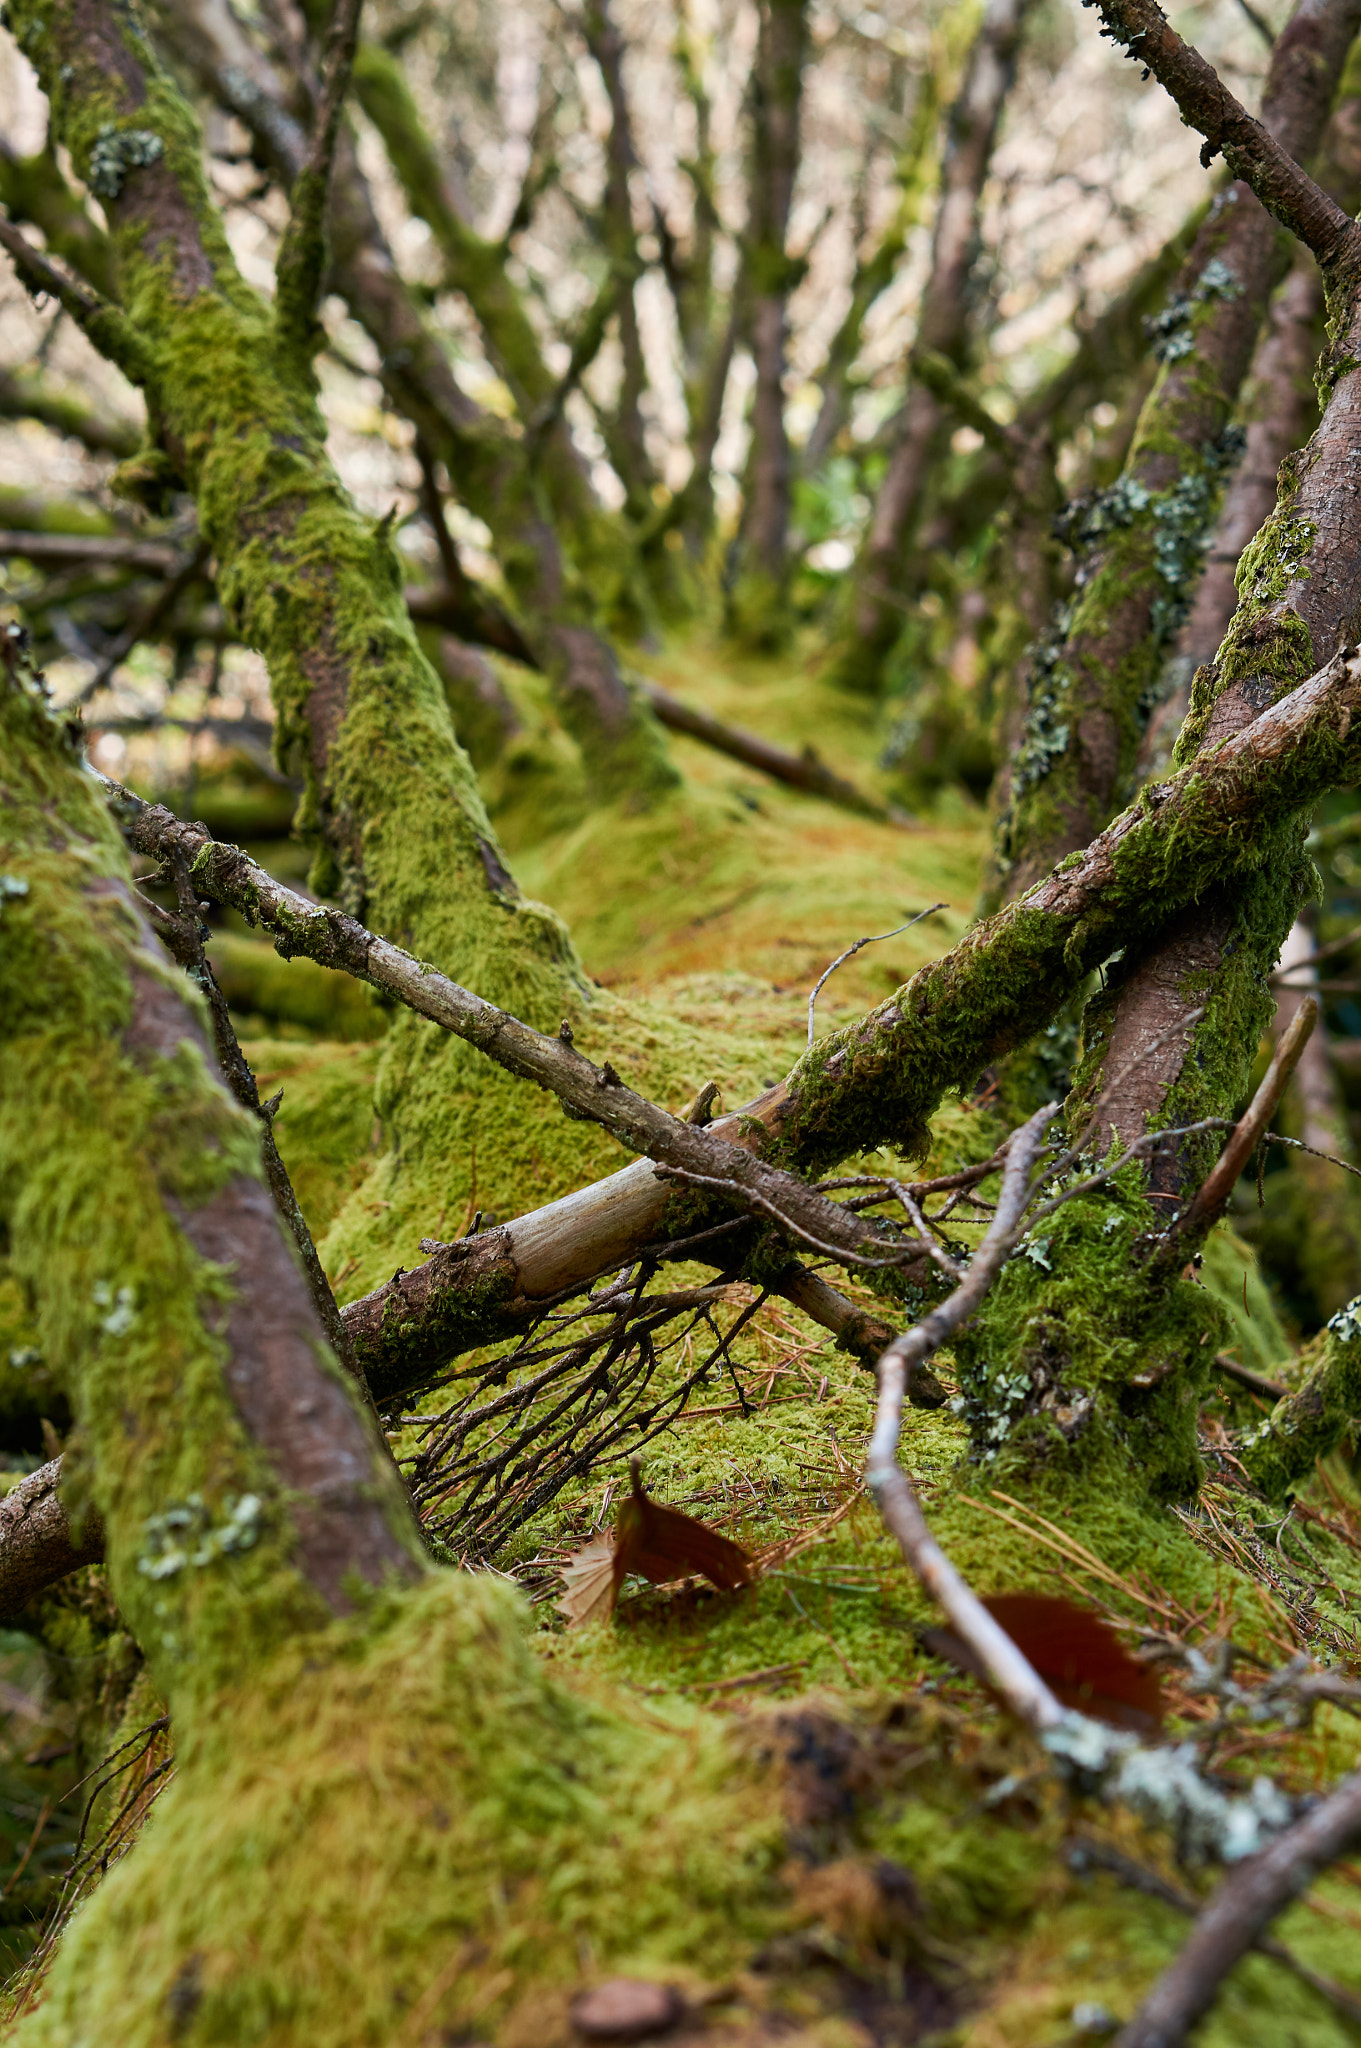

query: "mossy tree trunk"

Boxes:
[581, 0, 657, 523]
[150, 0, 676, 802]
[981, 0, 1361, 911]
[830, 0, 1033, 697]
[954, 89, 1361, 1498]
[724, 0, 807, 650]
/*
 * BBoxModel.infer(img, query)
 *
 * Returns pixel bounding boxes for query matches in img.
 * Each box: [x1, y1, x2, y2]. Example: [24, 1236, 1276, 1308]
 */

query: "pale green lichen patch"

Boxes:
[85, 123, 163, 199]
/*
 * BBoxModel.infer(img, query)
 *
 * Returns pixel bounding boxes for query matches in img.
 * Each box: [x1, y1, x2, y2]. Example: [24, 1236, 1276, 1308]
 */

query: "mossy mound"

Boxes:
[12, 1572, 790, 2046]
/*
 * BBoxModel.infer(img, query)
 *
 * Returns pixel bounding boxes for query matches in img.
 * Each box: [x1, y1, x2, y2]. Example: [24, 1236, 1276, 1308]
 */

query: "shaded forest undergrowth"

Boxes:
[8, 631, 1361, 2045]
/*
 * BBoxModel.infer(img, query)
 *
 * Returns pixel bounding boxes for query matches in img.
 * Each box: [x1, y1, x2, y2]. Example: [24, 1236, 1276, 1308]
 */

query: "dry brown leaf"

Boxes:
[557, 1461, 755, 1627]
[557, 1532, 618, 1627]
[614, 1458, 754, 1592]
[921, 1592, 1164, 1733]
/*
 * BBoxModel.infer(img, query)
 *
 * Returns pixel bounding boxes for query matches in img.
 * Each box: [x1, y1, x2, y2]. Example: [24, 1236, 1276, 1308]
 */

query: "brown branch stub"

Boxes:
[1086, 0, 1361, 271]
[1116, 1768, 1361, 2047]
[1155, 995, 1317, 1260]
[0, 1460, 103, 1621]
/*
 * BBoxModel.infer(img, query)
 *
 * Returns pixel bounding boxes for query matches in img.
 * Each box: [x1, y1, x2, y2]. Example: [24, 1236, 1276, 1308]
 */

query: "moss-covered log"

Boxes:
[97, 639, 1361, 1410]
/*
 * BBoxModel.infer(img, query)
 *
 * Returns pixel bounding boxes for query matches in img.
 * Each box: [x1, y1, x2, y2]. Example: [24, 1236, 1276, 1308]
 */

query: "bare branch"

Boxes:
[807, 907, 945, 1046]
[1067, 1834, 1361, 2032]
[866, 1103, 1069, 1735]
[1086, 0, 1361, 270]
[99, 779, 932, 1289]
[1154, 996, 1318, 1262]
[1116, 1769, 1361, 2047]
[637, 677, 900, 821]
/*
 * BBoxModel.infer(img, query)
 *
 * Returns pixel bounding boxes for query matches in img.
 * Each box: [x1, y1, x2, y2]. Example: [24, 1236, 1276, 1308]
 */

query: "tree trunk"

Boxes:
[151, 0, 676, 802]
[725, 0, 807, 649]
[982, 0, 1360, 908]
[830, 0, 1033, 694]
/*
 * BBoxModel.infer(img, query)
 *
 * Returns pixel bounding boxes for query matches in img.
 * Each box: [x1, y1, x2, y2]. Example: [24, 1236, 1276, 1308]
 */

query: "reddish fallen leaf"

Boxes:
[615, 1458, 755, 1593]
[920, 1592, 1163, 1733]
[557, 1461, 754, 1627]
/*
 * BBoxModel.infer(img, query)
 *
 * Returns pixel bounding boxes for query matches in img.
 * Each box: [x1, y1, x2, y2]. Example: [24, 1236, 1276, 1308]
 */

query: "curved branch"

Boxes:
[1087, 0, 1361, 270]
[1116, 1769, 1361, 2047]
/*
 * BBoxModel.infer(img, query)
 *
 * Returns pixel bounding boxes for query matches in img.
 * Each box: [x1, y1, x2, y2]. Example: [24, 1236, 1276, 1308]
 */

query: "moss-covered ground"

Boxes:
[10, 632, 1361, 2044]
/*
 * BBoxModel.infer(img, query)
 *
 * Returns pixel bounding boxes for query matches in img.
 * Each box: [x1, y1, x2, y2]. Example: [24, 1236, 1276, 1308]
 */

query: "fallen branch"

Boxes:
[97, 643, 1361, 1393]
[638, 677, 901, 823]
[1212, 1352, 1290, 1403]
[0, 1460, 103, 1617]
[102, 777, 932, 1301]
[866, 1101, 1070, 1734]
[1066, 1834, 1361, 2032]
[1116, 1768, 1361, 2047]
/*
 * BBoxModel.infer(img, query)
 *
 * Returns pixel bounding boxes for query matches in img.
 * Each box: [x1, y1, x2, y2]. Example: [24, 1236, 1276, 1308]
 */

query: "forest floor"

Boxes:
[8, 631, 1361, 2044]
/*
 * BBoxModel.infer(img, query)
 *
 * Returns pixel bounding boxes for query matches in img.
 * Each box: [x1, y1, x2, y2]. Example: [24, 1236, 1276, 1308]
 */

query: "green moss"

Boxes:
[949, 1176, 1223, 1501]
[208, 933, 388, 1043]
[11, 1573, 790, 2045]
[0, 657, 419, 1706]
[1198, 1224, 1294, 1377]
[995, 418, 1247, 891]
[1240, 1300, 1361, 1499]
[1175, 508, 1317, 764]
[240, 1039, 384, 1241]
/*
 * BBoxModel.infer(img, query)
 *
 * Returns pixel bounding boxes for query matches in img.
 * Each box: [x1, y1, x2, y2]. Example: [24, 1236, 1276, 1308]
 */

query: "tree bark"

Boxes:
[725, 0, 807, 647]
[832, 0, 1033, 693]
[0, 1461, 104, 1618]
[985, 0, 1361, 910]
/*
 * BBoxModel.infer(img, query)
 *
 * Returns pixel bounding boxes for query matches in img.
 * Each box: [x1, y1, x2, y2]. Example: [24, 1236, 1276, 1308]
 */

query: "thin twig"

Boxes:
[1212, 1353, 1290, 1403]
[1157, 998, 1317, 1258]
[1066, 1834, 1361, 2031]
[78, 542, 209, 701]
[807, 905, 945, 1046]
[865, 1102, 1069, 1735]
[1262, 1129, 1361, 1184]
